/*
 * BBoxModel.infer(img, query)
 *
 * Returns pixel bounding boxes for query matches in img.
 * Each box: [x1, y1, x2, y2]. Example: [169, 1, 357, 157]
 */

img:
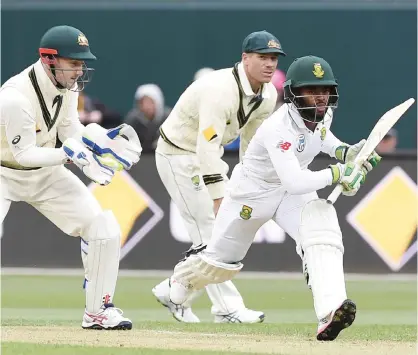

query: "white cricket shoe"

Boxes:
[152, 279, 200, 323]
[316, 299, 356, 341]
[82, 303, 132, 330]
[214, 308, 265, 324]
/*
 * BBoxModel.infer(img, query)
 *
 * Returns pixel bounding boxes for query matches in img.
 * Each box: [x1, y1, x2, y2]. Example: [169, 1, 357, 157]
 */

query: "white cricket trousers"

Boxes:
[155, 150, 247, 315]
[205, 163, 318, 263]
[1, 165, 102, 235]
[204, 163, 348, 320]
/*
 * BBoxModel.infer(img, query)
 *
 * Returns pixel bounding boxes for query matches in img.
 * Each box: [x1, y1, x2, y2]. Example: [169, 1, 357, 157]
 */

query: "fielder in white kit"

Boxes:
[168, 55, 381, 340]
[152, 30, 286, 323]
[0, 25, 142, 330]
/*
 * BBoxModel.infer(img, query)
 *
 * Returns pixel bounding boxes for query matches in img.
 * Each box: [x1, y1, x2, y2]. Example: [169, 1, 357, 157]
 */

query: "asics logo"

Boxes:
[86, 312, 108, 325]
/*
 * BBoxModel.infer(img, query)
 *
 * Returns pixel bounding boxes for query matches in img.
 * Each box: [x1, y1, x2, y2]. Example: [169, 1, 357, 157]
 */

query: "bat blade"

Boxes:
[326, 97, 415, 205]
[355, 98, 415, 163]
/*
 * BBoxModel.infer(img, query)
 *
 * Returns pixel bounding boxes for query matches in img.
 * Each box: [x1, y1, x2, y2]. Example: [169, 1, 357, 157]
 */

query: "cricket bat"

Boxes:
[326, 97, 415, 205]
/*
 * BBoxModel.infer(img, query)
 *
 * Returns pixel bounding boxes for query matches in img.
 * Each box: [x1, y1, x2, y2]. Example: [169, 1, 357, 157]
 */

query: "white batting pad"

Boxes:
[304, 244, 347, 320]
[83, 211, 121, 314]
[300, 199, 343, 252]
[80, 237, 89, 287]
[172, 254, 243, 294]
[300, 199, 347, 320]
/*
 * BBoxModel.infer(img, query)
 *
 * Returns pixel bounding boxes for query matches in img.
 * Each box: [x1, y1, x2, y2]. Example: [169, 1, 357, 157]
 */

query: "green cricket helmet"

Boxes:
[284, 55, 339, 123]
[39, 25, 96, 91]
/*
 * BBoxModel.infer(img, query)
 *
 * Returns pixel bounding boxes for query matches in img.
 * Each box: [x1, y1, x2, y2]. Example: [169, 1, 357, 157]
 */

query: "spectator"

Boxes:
[271, 69, 286, 111]
[376, 128, 398, 154]
[124, 84, 170, 152]
[78, 92, 122, 129]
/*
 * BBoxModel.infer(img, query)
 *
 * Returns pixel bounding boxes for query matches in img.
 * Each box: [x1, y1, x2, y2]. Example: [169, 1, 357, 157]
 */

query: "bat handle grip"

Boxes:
[326, 184, 343, 205]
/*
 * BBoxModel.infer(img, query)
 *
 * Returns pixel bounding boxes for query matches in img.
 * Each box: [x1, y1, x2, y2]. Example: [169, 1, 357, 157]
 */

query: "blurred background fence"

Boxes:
[2, 153, 416, 274]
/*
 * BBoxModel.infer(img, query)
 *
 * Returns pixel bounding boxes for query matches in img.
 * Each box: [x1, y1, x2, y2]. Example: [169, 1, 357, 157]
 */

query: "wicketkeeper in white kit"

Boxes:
[0, 25, 142, 330]
[152, 30, 286, 323]
[168, 55, 382, 340]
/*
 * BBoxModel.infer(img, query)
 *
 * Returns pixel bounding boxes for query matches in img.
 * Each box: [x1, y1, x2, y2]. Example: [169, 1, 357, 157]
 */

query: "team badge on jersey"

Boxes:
[240, 205, 253, 220]
[320, 127, 327, 141]
[297, 134, 305, 152]
[191, 175, 202, 190]
[191, 175, 200, 186]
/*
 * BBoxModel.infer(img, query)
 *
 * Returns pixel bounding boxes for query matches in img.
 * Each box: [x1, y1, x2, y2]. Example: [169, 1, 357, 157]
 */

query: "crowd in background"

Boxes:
[78, 67, 398, 154]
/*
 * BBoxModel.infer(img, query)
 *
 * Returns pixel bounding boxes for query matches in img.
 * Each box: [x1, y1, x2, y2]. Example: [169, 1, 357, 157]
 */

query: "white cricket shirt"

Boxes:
[242, 103, 345, 194]
[0, 60, 84, 170]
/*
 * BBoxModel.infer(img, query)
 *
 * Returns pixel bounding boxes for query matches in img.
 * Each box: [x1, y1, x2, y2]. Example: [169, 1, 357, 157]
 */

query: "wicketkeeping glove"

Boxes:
[82, 123, 142, 171]
[63, 138, 116, 186]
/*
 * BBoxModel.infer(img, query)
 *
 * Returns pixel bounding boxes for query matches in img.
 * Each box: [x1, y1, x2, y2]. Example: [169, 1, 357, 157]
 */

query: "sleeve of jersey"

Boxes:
[57, 91, 85, 142]
[265, 131, 333, 195]
[2, 92, 67, 167]
[196, 91, 230, 200]
[320, 128, 346, 159]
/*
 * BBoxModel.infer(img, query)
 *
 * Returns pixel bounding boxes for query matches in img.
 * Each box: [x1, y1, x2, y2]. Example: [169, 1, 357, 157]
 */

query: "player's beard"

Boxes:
[299, 107, 327, 123]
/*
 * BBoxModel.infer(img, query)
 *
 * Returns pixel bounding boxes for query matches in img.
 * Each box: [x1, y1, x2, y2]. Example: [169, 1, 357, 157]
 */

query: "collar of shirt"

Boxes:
[237, 62, 271, 100]
[287, 104, 306, 129]
[34, 59, 67, 102]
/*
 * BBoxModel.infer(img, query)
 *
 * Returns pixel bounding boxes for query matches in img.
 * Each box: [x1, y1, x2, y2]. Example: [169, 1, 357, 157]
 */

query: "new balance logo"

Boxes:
[278, 141, 291, 151]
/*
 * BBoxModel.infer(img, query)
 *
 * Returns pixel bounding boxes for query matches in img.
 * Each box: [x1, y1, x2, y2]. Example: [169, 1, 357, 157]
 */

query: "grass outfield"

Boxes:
[1, 275, 417, 354]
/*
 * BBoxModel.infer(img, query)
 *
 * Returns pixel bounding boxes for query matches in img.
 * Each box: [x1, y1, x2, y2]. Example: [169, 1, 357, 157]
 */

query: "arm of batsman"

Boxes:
[81, 123, 142, 170]
[63, 138, 116, 186]
[334, 139, 381, 173]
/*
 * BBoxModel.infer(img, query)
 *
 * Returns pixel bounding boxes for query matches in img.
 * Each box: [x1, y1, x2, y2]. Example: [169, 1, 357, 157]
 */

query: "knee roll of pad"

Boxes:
[299, 199, 344, 253]
[82, 210, 121, 242]
[173, 254, 243, 290]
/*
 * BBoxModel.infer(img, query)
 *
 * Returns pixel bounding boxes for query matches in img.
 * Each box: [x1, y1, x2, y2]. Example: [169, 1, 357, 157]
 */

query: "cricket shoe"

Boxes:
[82, 303, 132, 330]
[152, 279, 200, 323]
[316, 299, 356, 341]
[214, 308, 265, 324]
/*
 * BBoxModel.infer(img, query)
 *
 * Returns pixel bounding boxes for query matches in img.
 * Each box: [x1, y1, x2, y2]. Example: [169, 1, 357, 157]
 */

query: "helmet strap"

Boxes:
[49, 64, 66, 89]
[42, 54, 66, 89]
